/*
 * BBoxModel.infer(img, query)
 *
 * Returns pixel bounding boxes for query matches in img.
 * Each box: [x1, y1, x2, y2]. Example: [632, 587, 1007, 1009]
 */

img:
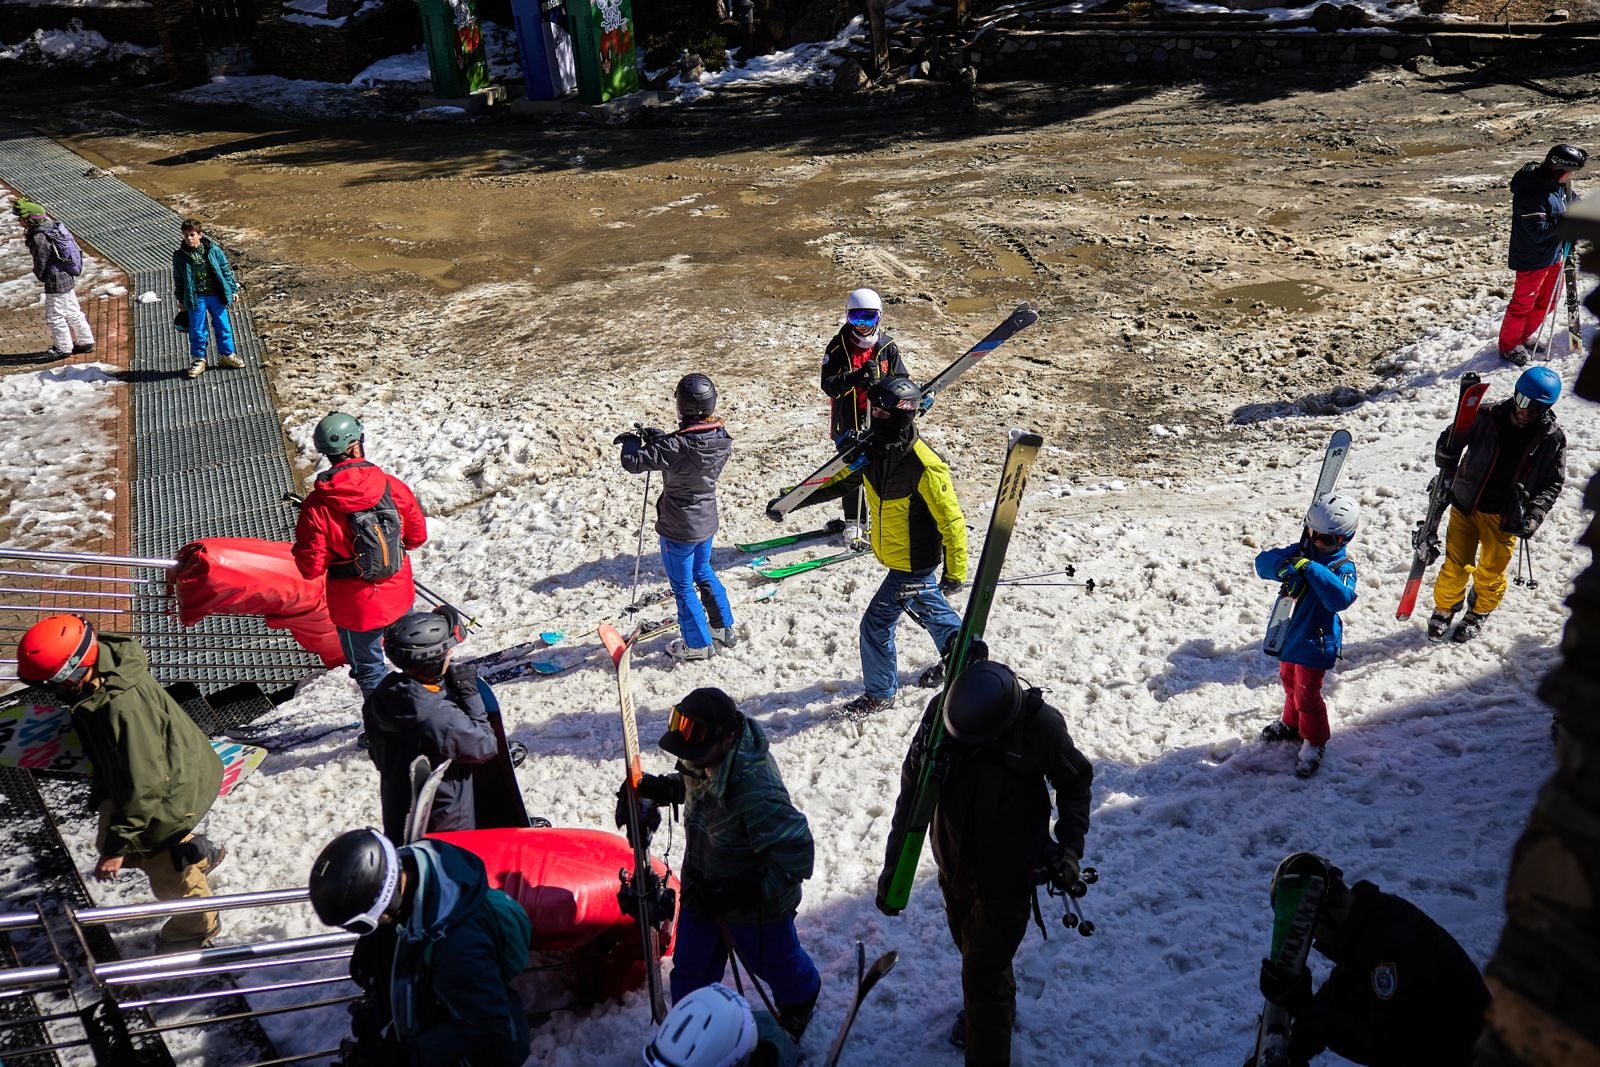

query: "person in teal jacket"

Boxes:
[171, 218, 243, 378]
[1253, 494, 1360, 778]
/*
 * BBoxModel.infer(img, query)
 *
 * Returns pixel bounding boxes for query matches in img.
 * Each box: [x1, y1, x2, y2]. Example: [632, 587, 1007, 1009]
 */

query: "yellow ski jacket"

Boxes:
[863, 438, 968, 582]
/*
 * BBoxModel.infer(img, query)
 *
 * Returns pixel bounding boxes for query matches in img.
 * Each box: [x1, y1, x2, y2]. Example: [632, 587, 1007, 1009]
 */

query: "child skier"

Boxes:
[615, 374, 736, 663]
[1253, 495, 1360, 777]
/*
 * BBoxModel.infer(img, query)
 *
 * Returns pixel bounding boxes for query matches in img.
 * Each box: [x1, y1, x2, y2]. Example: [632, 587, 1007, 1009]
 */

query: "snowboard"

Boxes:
[1252, 852, 1333, 1067]
[471, 677, 533, 829]
[879, 429, 1046, 915]
[404, 756, 454, 844]
[822, 942, 899, 1067]
[0, 688, 265, 796]
[1262, 429, 1352, 657]
[1396, 374, 1488, 621]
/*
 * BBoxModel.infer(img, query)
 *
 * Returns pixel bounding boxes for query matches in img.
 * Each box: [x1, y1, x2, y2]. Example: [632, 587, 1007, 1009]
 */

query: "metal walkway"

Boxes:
[0, 124, 319, 686]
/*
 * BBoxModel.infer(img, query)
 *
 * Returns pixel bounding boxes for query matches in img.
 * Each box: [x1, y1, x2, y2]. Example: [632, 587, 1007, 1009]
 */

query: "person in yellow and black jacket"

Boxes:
[836, 375, 968, 726]
[817, 288, 908, 544]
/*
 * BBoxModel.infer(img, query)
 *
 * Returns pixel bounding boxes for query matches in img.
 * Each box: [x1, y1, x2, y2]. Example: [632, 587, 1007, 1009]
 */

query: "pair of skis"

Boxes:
[1261, 430, 1352, 657]
[1395, 374, 1489, 621]
[1250, 852, 1333, 1066]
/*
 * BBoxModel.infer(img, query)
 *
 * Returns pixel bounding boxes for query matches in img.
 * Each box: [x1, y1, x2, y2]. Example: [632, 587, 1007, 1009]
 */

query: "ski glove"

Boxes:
[874, 869, 900, 916]
[1040, 843, 1081, 891]
[634, 772, 687, 806]
[641, 426, 669, 443]
[613, 783, 662, 850]
[1258, 957, 1313, 1017]
[1506, 508, 1544, 538]
[1275, 557, 1310, 582]
[443, 659, 479, 703]
[939, 574, 965, 596]
[612, 431, 642, 449]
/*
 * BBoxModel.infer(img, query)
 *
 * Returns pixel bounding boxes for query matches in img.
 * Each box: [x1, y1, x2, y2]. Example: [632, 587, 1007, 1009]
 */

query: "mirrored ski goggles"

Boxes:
[1512, 391, 1548, 412]
[1309, 531, 1343, 547]
[846, 308, 880, 328]
[667, 705, 713, 745]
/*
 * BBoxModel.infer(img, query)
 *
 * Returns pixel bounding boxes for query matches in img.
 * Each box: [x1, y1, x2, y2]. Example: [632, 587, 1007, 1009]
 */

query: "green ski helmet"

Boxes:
[313, 412, 363, 457]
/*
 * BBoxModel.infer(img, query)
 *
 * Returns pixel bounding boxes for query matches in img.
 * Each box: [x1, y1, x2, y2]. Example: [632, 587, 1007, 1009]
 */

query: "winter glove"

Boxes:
[834, 428, 868, 453]
[614, 782, 662, 850]
[939, 573, 965, 597]
[1275, 556, 1310, 582]
[689, 873, 764, 920]
[875, 868, 901, 916]
[634, 772, 687, 806]
[641, 426, 669, 443]
[847, 365, 876, 389]
[1258, 958, 1313, 1017]
[612, 431, 642, 449]
[1040, 842, 1081, 891]
[1506, 507, 1544, 539]
[938, 633, 987, 666]
[443, 658, 479, 702]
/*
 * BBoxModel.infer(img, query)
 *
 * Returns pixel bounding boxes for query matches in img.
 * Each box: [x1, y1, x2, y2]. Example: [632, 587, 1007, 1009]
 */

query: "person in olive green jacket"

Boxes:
[17, 616, 227, 945]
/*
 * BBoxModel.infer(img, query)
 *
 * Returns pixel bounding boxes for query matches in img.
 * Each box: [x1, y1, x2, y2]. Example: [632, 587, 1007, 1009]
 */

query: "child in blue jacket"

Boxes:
[1254, 495, 1360, 778]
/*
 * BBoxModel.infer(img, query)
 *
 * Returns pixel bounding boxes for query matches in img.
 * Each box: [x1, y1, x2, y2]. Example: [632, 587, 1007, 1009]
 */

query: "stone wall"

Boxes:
[251, 0, 421, 83]
[968, 23, 1600, 79]
[0, 5, 160, 48]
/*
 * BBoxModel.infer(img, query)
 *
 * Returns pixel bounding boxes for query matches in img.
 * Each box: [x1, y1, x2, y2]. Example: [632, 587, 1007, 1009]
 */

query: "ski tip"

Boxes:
[1007, 428, 1045, 448]
[598, 624, 628, 661]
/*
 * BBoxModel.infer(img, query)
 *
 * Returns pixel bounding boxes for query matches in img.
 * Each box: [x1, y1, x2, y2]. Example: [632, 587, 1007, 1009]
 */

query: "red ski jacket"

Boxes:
[292, 458, 427, 631]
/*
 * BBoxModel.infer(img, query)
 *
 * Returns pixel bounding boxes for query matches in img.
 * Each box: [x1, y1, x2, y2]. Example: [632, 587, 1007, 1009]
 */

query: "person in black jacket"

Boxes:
[817, 288, 909, 545]
[1427, 367, 1567, 643]
[876, 658, 1094, 1066]
[616, 373, 736, 663]
[1257, 864, 1490, 1066]
[364, 611, 498, 844]
[1497, 143, 1584, 364]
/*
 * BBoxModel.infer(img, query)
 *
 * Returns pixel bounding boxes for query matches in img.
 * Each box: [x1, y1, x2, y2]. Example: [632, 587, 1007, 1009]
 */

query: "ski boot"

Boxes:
[1295, 741, 1325, 778]
[835, 693, 892, 726]
[186, 358, 207, 379]
[217, 353, 246, 369]
[668, 639, 714, 663]
[1426, 607, 1456, 641]
[1259, 720, 1300, 744]
[841, 522, 868, 549]
[711, 626, 738, 650]
[1451, 610, 1489, 643]
[1501, 344, 1532, 367]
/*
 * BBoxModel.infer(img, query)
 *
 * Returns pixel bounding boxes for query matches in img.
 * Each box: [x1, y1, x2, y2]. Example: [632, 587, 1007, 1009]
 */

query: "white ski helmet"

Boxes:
[642, 983, 757, 1067]
[846, 287, 883, 316]
[1307, 494, 1359, 540]
[845, 288, 883, 337]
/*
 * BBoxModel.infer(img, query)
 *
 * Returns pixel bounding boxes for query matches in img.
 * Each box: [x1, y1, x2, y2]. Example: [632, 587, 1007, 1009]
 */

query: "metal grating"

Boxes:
[0, 123, 320, 685]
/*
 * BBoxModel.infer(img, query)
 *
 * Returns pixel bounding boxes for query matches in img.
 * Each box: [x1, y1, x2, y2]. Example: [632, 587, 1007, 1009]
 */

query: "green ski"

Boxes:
[878, 429, 1045, 915]
[753, 549, 871, 581]
[737, 521, 844, 553]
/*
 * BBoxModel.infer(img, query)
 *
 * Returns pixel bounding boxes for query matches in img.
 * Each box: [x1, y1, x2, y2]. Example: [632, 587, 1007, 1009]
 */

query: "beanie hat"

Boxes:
[12, 198, 47, 221]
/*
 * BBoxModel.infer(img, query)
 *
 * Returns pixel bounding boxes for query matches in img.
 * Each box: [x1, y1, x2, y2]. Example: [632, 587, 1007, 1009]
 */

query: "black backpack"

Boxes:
[321, 463, 405, 582]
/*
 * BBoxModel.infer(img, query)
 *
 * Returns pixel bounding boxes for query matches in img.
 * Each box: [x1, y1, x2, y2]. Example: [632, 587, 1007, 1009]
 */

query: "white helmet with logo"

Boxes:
[641, 983, 757, 1067]
[1307, 494, 1359, 540]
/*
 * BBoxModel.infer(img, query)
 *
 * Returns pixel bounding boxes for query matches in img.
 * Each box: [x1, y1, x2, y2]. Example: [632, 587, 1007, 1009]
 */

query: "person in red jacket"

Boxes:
[293, 412, 428, 696]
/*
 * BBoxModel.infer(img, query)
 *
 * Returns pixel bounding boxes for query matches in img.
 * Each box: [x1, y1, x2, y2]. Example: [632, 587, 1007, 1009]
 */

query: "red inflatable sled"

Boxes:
[172, 538, 344, 667]
[432, 828, 678, 1009]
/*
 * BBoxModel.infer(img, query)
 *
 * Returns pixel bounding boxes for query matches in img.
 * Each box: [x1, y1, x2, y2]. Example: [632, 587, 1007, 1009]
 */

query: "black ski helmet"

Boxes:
[676, 374, 718, 422]
[941, 660, 1027, 745]
[383, 611, 456, 679]
[1544, 143, 1587, 172]
[308, 828, 402, 934]
[866, 375, 922, 439]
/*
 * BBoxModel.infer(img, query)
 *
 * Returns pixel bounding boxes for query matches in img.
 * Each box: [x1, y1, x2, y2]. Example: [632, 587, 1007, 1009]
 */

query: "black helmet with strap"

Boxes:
[675, 373, 717, 422]
[942, 660, 1027, 746]
[308, 828, 402, 935]
[1545, 143, 1587, 172]
[383, 611, 456, 679]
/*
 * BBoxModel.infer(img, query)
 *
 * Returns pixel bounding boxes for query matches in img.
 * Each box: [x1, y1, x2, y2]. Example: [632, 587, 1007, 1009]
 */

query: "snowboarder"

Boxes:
[1427, 366, 1567, 644]
[292, 411, 429, 698]
[877, 659, 1094, 1066]
[15, 615, 226, 946]
[1256, 860, 1490, 1066]
[172, 218, 244, 378]
[363, 611, 500, 845]
[1253, 495, 1360, 777]
[14, 196, 95, 359]
[642, 982, 798, 1067]
[614, 373, 736, 663]
[1497, 143, 1585, 364]
[623, 687, 822, 1042]
[835, 374, 967, 723]
[818, 287, 908, 546]
[308, 827, 532, 1067]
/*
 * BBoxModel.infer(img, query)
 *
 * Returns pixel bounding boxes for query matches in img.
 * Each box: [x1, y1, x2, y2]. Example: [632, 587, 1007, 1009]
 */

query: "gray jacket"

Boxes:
[363, 672, 499, 844]
[28, 221, 76, 295]
[621, 422, 733, 543]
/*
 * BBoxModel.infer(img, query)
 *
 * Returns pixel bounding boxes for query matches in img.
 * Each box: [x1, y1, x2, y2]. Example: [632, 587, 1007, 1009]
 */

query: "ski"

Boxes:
[766, 304, 1040, 521]
[1262, 429, 1352, 657]
[1563, 241, 1581, 352]
[737, 521, 845, 553]
[600, 623, 671, 1025]
[879, 429, 1045, 915]
[753, 549, 871, 581]
[479, 657, 566, 684]
[405, 757, 453, 844]
[1396, 375, 1488, 621]
[1252, 853, 1332, 1067]
[822, 942, 899, 1067]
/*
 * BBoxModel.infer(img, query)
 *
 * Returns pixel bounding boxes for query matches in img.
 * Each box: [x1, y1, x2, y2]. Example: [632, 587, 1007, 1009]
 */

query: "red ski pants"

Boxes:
[1278, 662, 1330, 747]
[1498, 262, 1563, 355]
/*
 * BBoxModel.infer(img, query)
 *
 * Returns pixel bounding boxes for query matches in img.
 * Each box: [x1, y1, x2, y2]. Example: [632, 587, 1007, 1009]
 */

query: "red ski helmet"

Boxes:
[16, 614, 99, 686]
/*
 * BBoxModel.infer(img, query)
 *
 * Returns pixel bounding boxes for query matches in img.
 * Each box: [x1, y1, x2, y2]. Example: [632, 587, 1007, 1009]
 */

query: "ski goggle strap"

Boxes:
[846, 308, 880, 328]
[667, 705, 710, 745]
[340, 835, 400, 935]
[44, 620, 97, 687]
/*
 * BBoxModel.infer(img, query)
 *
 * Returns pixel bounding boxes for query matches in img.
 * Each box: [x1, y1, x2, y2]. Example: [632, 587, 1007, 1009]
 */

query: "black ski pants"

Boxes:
[939, 873, 1032, 1066]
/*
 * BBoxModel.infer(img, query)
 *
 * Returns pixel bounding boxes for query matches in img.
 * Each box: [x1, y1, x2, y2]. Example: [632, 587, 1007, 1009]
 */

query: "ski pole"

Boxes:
[1001, 565, 1077, 583]
[998, 579, 1097, 592]
[1530, 257, 1568, 360]
[628, 424, 653, 612]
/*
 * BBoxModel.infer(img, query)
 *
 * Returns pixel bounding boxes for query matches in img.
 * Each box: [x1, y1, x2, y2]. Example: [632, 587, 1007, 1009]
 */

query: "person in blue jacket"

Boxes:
[1254, 495, 1360, 778]
[309, 828, 531, 1067]
[172, 218, 243, 379]
[1496, 143, 1585, 364]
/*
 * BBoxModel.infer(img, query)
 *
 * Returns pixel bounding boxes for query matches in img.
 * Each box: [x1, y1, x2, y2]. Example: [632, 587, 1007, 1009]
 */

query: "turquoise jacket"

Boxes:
[171, 235, 238, 308]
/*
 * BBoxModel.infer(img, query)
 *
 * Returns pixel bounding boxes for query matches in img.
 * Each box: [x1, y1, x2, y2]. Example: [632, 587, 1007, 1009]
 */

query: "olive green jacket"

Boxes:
[69, 635, 222, 859]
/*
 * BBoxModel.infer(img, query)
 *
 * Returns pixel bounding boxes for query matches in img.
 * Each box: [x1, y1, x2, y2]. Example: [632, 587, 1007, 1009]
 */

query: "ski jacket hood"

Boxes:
[27, 219, 76, 295]
[820, 329, 907, 441]
[678, 718, 814, 923]
[1507, 162, 1577, 271]
[292, 457, 428, 631]
[619, 422, 733, 544]
[68, 634, 223, 858]
[1255, 543, 1358, 670]
[364, 673, 498, 844]
[863, 437, 968, 582]
[1438, 399, 1565, 534]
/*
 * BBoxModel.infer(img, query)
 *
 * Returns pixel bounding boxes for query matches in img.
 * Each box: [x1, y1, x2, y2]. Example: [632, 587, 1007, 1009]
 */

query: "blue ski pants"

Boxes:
[187, 293, 236, 362]
[338, 625, 388, 697]
[860, 566, 962, 701]
[669, 908, 821, 1011]
[660, 535, 732, 650]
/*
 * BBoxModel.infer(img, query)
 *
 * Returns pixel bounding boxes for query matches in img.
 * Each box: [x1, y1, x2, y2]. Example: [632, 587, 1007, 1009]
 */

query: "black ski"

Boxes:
[822, 942, 899, 1067]
[1396, 374, 1487, 621]
[1251, 853, 1332, 1067]
[1562, 241, 1581, 352]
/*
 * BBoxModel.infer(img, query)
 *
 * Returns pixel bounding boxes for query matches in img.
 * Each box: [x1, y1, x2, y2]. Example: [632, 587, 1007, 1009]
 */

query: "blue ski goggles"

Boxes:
[846, 308, 880, 329]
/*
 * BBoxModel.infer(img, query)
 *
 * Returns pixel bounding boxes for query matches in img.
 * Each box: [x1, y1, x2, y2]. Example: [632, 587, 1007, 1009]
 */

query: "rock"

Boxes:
[1312, 3, 1342, 31]
[833, 58, 871, 94]
[1338, 4, 1371, 27]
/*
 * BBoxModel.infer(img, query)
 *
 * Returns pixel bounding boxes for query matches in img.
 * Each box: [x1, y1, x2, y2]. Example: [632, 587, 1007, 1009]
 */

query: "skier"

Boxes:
[614, 373, 736, 663]
[877, 659, 1094, 1066]
[15, 615, 226, 946]
[642, 982, 798, 1067]
[1256, 860, 1490, 1066]
[817, 287, 908, 546]
[308, 828, 531, 1067]
[292, 411, 429, 698]
[1253, 495, 1360, 778]
[14, 197, 95, 359]
[622, 687, 822, 1043]
[835, 374, 967, 723]
[1497, 143, 1585, 365]
[363, 611, 499, 845]
[172, 218, 245, 378]
[1427, 367, 1567, 643]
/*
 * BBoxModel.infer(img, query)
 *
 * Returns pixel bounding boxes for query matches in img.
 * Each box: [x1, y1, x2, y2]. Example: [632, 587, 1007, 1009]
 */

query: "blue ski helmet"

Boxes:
[1514, 367, 1561, 409]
